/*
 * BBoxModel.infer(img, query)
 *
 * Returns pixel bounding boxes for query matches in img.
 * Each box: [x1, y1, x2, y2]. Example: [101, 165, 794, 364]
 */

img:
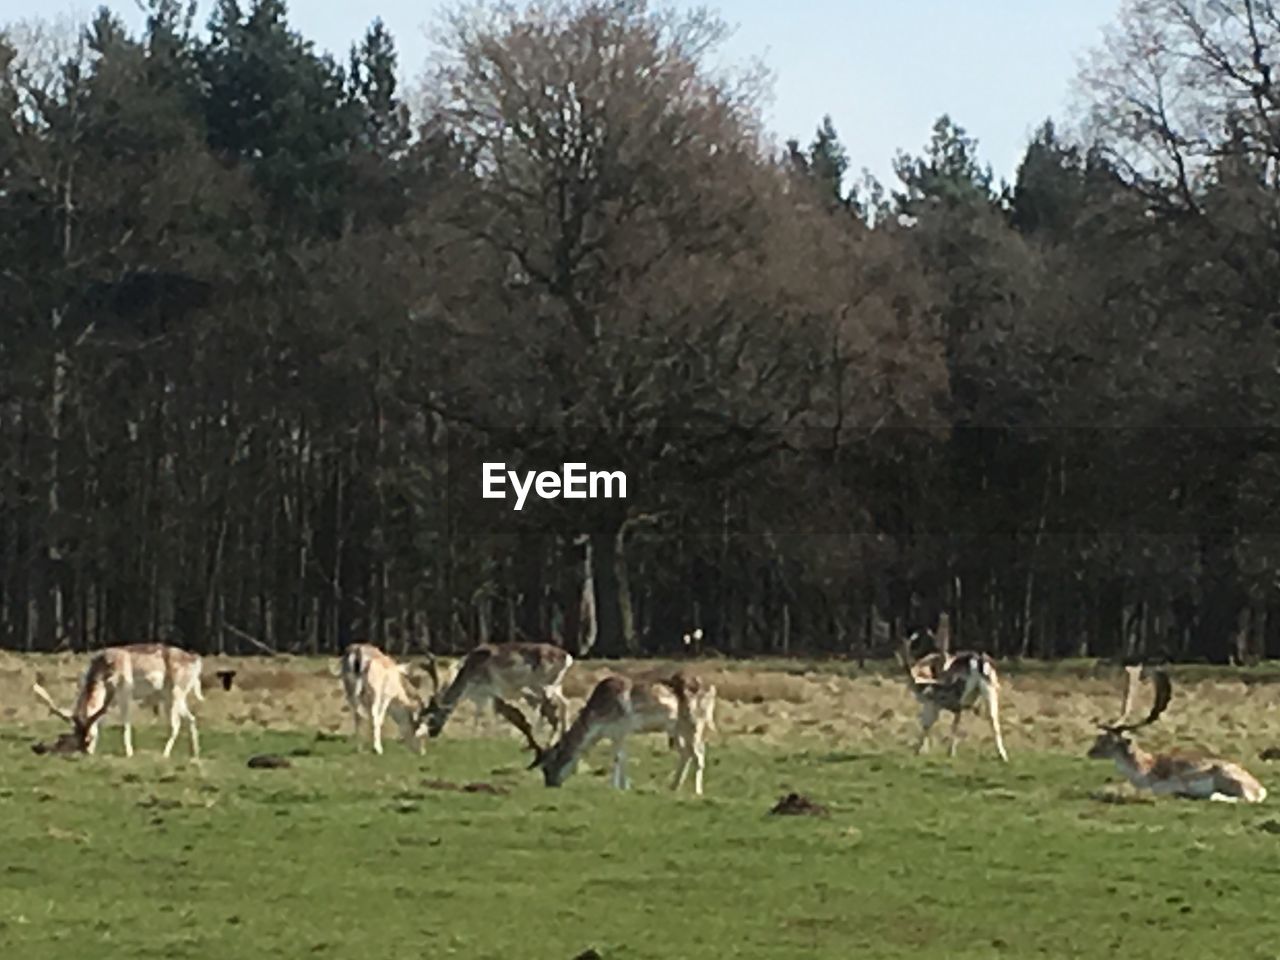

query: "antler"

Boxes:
[1123, 669, 1172, 732]
[421, 653, 442, 696]
[487, 697, 546, 767]
[1102, 667, 1172, 734]
[1116, 664, 1141, 724]
[895, 635, 928, 687]
[522, 727, 548, 769]
[82, 689, 116, 730]
[935, 613, 952, 658]
[898, 631, 953, 685]
[31, 680, 73, 722]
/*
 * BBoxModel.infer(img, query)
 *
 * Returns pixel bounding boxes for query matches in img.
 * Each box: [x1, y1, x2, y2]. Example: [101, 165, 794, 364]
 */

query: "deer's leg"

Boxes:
[405, 722, 425, 755]
[692, 737, 707, 796]
[916, 701, 939, 754]
[948, 708, 964, 757]
[520, 690, 541, 723]
[349, 699, 363, 749]
[536, 693, 560, 733]
[395, 704, 423, 754]
[612, 739, 630, 790]
[671, 754, 691, 791]
[371, 696, 388, 755]
[79, 712, 99, 755]
[162, 699, 182, 758]
[671, 734, 693, 791]
[554, 689, 571, 736]
[117, 697, 132, 757]
[985, 685, 1009, 762]
[181, 696, 199, 759]
[400, 712, 420, 753]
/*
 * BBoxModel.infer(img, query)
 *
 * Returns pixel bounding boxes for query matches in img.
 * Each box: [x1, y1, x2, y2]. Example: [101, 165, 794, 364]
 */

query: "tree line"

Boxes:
[3, 0, 1279, 663]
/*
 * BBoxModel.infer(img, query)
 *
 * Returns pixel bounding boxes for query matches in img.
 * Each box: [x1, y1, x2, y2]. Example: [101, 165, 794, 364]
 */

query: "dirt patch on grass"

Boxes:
[246, 754, 292, 769]
[770, 792, 830, 817]
[422, 777, 509, 796]
[1088, 787, 1155, 805]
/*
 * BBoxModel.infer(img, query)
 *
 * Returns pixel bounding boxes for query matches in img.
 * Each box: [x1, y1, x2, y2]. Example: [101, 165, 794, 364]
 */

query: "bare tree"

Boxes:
[420, 0, 828, 656]
[1079, 0, 1280, 206]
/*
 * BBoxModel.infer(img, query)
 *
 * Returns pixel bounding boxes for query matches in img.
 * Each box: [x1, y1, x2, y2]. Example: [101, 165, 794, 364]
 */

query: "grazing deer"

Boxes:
[897, 615, 1008, 762]
[31, 643, 204, 758]
[1088, 666, 1266, 803]
[338, 643, 427, 755]
[526, 671, 717, 795]
[421, 642, 573, 746]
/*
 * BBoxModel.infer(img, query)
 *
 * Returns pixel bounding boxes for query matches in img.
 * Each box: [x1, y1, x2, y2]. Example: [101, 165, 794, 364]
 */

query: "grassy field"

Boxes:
[3, 653, 1280, 958]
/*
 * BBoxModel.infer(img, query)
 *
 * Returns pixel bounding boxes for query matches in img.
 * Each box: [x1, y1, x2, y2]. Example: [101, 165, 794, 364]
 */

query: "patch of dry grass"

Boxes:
[5, 648, 1280, 766]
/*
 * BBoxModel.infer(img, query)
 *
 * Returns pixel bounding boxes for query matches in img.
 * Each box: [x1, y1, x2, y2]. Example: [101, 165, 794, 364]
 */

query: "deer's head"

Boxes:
[31, 678, 114, 754]
[415, 654, 450, 738]
[528, 737, 573, 786]
[1087, 666, 1172, 760]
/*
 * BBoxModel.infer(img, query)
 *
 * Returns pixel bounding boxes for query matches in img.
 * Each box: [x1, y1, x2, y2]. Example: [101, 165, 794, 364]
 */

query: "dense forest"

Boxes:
[2, 0, 1279, 663]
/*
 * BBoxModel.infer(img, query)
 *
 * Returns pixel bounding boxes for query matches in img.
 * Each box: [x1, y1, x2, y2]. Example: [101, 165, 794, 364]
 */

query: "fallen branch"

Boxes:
[222, 623, 279, 656]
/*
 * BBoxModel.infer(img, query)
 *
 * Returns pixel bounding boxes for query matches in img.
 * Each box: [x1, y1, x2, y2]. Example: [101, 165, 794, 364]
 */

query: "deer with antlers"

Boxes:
[420, 642, 573, 749]
[525, 671, 717, 795]
[1088, 666, 1266, 803]
[31, 643, 204, 758]
[338, 643, 431, 755]
[897, 614, 1009, 762]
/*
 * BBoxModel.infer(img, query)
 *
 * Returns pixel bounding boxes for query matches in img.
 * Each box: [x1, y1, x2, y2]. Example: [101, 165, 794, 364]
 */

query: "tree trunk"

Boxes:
[576, 534, 598, 656]
[1193, 534, 1241, 664]
[514, 530, 543, 638]
[589, 527, 637, 657]
[46, 309, 68, 649]
[1265, 601, 1280, 659]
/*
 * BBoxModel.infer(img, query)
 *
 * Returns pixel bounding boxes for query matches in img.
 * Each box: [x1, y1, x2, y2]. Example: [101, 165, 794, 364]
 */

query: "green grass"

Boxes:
[4, 724, 1280, 959]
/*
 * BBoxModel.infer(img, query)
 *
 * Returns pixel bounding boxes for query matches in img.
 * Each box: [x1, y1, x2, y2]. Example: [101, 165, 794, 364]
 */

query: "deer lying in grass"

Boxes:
[896, 617, 1008, 762]
[1088, 666, 1266, 803]
[338, 643, 428, 755]
[420, 642, 573, 747]
[31, 643, 204, 758]
[525, 671, 717, 795]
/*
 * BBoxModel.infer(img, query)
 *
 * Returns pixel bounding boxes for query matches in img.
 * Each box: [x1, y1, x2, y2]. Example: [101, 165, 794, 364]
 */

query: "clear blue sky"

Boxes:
[5, 0, 1122, 187]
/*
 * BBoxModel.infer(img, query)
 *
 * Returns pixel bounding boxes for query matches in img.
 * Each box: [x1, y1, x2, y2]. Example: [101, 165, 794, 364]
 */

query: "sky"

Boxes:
[4, 0, 1124, 188]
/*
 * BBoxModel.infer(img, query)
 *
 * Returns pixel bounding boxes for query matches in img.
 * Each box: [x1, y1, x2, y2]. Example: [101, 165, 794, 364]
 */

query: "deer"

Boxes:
[896, 614, 1008, 762]
[524, 671, 717, 795]
[420, 642, 573, 748]
[1087, 666, 1267, 803]
[338, 643, 429, 755]
[31, 643, 204, 758]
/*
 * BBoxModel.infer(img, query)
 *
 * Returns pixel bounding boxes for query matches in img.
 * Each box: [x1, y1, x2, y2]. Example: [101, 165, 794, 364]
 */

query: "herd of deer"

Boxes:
[25, 619, 1269, 804]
